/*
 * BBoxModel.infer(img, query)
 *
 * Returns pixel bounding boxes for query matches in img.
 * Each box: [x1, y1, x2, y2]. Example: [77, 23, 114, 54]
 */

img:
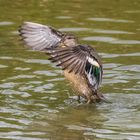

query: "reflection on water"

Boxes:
[0, 0, 140, 139]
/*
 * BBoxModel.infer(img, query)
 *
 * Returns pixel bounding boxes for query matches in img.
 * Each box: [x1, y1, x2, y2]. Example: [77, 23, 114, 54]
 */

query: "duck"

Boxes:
[19, 22, 107, 104]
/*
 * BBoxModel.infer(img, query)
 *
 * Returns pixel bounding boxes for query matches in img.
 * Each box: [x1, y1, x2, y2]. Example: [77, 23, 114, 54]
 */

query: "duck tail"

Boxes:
[92, 89, 111, 103]
[97, 92, 111, 103]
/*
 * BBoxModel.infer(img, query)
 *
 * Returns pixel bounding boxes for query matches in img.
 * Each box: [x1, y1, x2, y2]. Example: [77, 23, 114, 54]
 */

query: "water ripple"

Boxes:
[100, 52, 140, 58]
[59, 28, 134, 35]
[19, 83, 54, 93]
[124, 10, 140, 13]
[103, 63, 121, 68]
[87, 17, 134, 23]
[114, 65, 140, 72]
[0, 121, 23, 129]
[0, 57, 50, 65]
[82, 36, 140, 44]
[0, 21, 14, 26]
[56, 16, 72, 19]
[92, 29, 134, 34]
[33, 83, 54, 93]
[23, 59, 50, 65]
[0, 89, 31, 97]
[33, 70, 58, 76]
[0, 82, 17, 88]
[6, 75, 36, 80]
[59, 27, 90, 32]
[0, 64, 8, 68]
[14, 67, 31, 71]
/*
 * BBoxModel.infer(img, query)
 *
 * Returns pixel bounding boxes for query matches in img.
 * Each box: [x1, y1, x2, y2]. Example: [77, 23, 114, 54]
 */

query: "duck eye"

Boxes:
[67, 37, 72, 39]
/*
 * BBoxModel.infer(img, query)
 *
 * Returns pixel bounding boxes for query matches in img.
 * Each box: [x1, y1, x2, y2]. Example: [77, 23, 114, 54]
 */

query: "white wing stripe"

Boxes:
[87, 56, 99, 67]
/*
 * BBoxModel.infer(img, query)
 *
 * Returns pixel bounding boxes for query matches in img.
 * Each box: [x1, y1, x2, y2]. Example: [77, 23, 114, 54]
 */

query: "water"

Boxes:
[0, 0, 140, 139]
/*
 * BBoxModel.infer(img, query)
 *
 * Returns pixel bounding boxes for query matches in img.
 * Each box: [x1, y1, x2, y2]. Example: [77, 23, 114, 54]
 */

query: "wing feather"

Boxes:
[19, 22, 63, 51]
[48, 45, 89, 75]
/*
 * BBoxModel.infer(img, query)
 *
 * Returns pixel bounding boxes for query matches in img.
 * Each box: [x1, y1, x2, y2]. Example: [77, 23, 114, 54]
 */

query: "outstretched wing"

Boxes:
[19, 22, 64, 51]
[48, 45, 102, 89]
[48, 45, 89, 75]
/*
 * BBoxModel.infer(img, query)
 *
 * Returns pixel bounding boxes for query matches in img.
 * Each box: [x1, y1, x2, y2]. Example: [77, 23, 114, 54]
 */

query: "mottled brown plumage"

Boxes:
[19, 22, 107, 104]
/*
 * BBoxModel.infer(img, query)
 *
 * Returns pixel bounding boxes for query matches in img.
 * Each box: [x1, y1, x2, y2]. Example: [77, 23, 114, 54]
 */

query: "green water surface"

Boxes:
[0, 0, 140, 139]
